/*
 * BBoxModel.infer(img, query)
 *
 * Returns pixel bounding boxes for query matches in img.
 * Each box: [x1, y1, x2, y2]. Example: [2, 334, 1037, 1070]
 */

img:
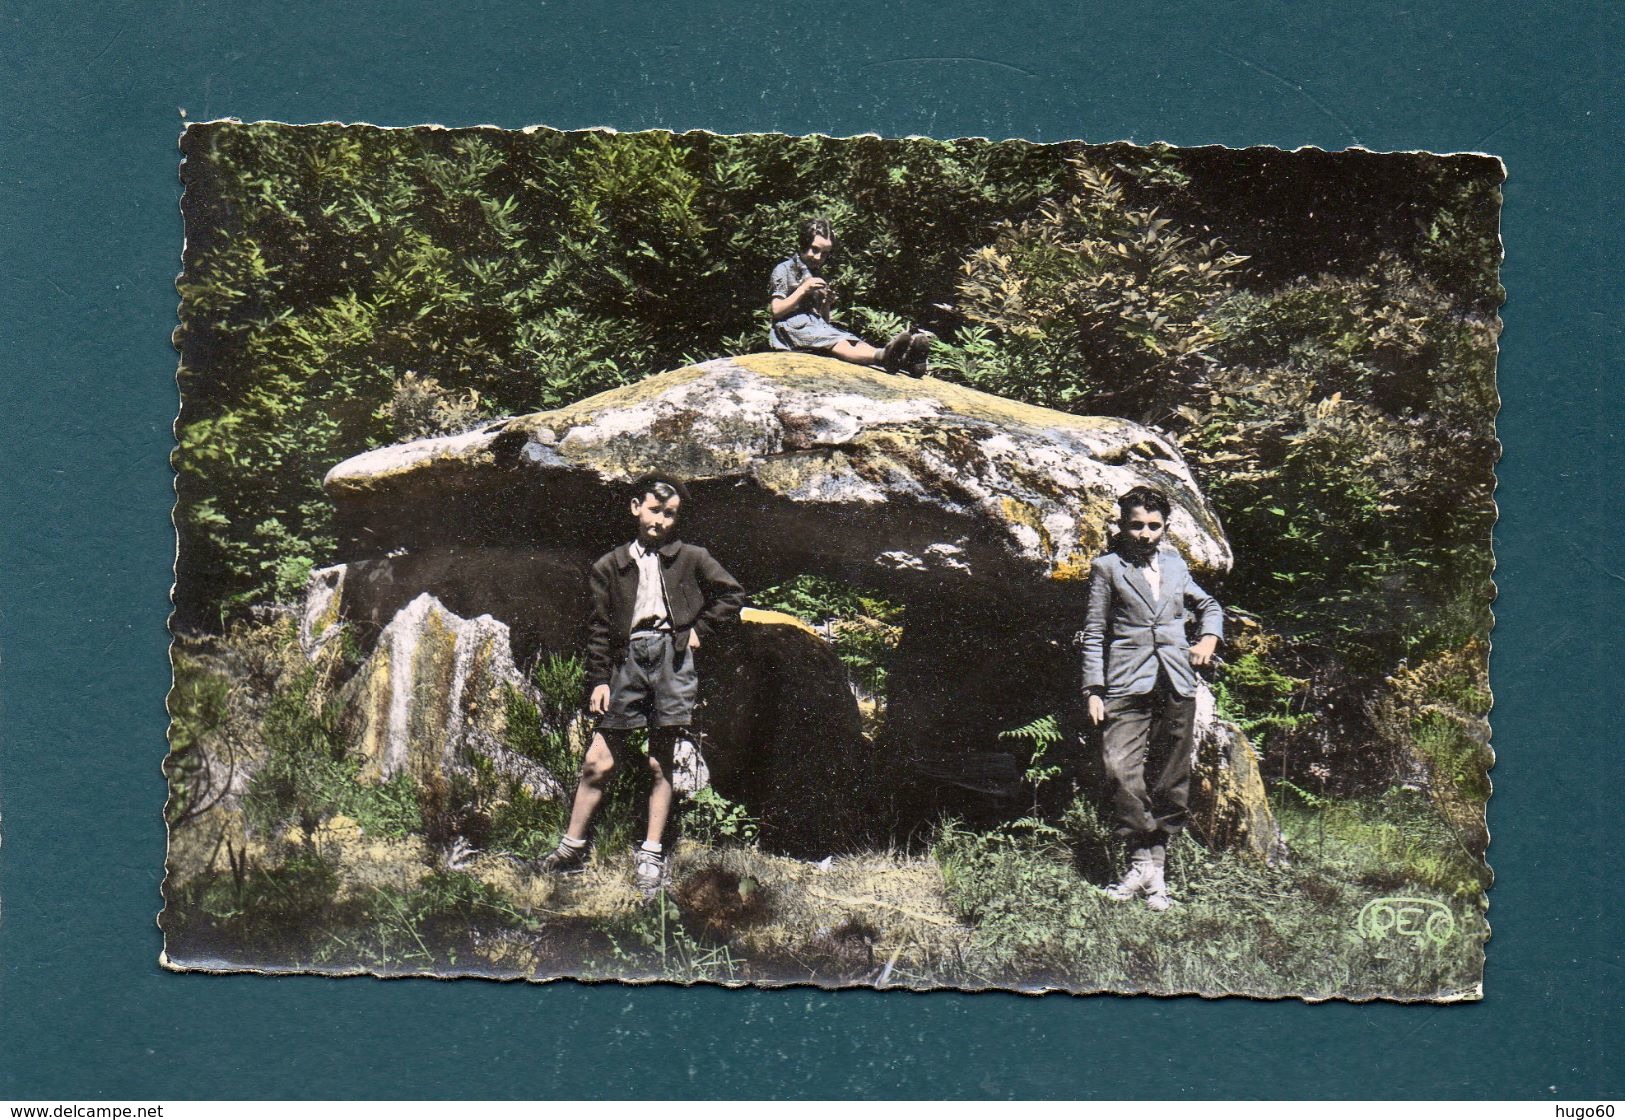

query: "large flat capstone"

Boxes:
[325, 352, 1230, 603]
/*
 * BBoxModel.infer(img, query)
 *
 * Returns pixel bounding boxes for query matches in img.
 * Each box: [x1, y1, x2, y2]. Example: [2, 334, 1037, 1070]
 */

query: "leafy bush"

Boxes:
[241, 664, 354, 840]
[956, 159, 1246, 422]
[384, 372, 493, 441]
[680, 785, 760, 846]
[1208, 623, 1312, 745]
[753, 574, 902, 696]
[1190, 257, 1497, 670]
[492, 653, 645, 857]
[240, 657, 421, 842]
[1368, 640, 1492, 852]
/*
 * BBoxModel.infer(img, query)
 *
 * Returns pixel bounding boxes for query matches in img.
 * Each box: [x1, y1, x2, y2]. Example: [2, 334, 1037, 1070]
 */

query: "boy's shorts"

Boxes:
[598, 631, 698, 731]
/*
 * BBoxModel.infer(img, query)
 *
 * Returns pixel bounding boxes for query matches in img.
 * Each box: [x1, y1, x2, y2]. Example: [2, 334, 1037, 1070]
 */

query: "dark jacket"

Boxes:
[585, 538, 747, 688]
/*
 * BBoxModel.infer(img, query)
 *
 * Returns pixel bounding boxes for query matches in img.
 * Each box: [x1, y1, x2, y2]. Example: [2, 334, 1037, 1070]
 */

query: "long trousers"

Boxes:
[1100, 674, 1197, 839]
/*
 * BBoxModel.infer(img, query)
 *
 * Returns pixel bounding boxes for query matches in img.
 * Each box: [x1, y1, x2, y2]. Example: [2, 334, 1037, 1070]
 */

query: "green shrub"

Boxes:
[753, 574, 902, 696]
[1208, 627, 1312, 745]
[485, 783, 567, 861]
[956, 158, 1246, 424]
[242, 665, 353, 839]
[384, 372, 493, 440]
[680, 786, 759, 846]
[493, 654, 646, 857]
[241, 662, 422, 841]
[1369, 641, 1492, 850]
[165, 652, 234, 825]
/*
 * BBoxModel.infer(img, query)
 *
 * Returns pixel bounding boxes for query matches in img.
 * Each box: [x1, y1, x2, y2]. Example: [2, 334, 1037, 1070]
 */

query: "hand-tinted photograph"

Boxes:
[165, 123, 1500, 999]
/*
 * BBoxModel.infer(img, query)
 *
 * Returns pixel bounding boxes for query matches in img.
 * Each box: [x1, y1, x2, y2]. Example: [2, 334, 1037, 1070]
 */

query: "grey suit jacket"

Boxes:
[1079, 547, 1224, 699]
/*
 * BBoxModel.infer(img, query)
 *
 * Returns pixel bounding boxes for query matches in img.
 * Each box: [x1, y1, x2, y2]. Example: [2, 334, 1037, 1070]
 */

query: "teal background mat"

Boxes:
[1, 0, 1619, 1099]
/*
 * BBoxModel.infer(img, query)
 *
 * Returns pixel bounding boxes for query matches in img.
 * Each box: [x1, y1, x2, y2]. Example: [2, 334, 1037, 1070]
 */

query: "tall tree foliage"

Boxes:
[956, 160, 1247, 423]
[175, 125, 1062, 623]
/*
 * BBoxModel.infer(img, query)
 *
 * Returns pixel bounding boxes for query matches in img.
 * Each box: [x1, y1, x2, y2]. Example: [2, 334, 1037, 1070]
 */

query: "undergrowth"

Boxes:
[166, 624, 1486, 997]
[932, 792, 1485, 998]
[241, 664, 421, 842]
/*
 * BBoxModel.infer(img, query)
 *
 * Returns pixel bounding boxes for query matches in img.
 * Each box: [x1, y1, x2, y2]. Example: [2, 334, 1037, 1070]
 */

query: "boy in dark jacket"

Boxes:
[1079, 485, 1223, 911]
[538, 474, 746, 891]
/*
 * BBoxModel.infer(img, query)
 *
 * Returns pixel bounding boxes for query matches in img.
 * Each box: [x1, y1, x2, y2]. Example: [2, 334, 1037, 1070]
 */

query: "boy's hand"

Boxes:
[688, 630, 701, 651]
[1088, 695, 1105, 725]
[1189, 635, 1218, 668]
[589, 684, 610, 715]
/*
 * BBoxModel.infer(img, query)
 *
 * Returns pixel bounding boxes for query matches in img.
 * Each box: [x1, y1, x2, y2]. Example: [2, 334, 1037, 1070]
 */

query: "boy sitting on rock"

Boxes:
[1079, 485, 1223, 911]
[769, 217, 934, 377]
[538, 474, 747, 892]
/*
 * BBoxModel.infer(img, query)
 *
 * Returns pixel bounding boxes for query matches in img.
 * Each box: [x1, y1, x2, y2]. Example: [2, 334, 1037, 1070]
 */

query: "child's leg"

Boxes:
[562, 729, 621, 841]
[642, 729, 680, 846]
[829, 331, 915, 368]
[828, 339, 883, 365]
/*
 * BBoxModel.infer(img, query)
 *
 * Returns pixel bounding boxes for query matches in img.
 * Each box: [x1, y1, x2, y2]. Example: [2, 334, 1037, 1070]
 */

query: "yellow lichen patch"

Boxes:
[504, 357, 724, 437]
[999, 496, 1054, 553]
[910, 376, 1123, 436]
[308, 593, 341, 646]
[730, 352, 1125, 437]
[749, 448, 864, 497]
[732, 351, 907, 394]
[351, 650, 393, 780]
[740, 607, 819, 635]
[309, 814, 363, 844]
[1049, 551, 1095, 582]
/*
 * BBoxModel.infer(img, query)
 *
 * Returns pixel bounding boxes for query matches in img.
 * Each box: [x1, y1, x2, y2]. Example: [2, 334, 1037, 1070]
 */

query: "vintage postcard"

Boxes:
[164, 123, 1499, 998]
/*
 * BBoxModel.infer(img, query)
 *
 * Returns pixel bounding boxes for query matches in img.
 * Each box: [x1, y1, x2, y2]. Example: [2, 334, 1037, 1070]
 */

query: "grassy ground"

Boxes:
[930, 790, 1485, 999]
[163, 784, 1485, 999]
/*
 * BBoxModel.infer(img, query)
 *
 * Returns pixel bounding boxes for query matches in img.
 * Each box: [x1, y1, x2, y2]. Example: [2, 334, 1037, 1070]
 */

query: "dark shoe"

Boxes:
[903, 329, 935, 377]
[536, 839, 590, 875]
[879, 330, 913, 371]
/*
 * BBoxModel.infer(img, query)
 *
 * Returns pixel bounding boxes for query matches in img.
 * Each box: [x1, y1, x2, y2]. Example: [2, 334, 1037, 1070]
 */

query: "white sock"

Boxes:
[640, 840, 663, 855]
[560, 835, 587, 850]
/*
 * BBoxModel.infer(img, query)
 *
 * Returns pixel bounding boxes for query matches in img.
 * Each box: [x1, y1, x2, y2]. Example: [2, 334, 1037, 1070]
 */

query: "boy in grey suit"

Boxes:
[1080, 485, 1223, 911]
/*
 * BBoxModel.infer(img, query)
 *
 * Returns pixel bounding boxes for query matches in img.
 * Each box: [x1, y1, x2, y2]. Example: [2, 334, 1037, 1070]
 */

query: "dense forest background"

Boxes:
[174, 124, 1500, 843]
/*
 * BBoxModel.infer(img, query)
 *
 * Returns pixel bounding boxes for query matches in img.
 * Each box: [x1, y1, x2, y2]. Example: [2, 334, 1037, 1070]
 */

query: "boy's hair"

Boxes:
[798, 217, 836, 251]
[628, 472, 691, 507]
[1117, 485, 1172, 520]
